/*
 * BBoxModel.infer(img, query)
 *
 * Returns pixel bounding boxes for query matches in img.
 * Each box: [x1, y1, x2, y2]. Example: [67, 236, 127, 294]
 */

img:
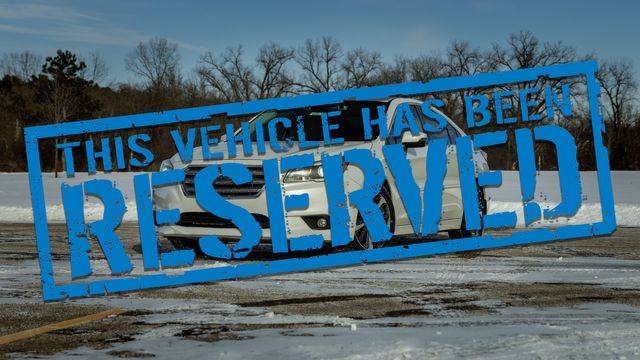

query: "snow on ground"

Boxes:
[0, 171, 140, 223]
[49, 307, 640, 360]
[22, 254, 640, 359]
[0, 170, 638, 226]
[487, 171, 640, 227]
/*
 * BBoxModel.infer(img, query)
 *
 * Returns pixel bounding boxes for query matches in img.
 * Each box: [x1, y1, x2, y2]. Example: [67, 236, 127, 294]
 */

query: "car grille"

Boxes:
[176, 212, 270, 228]
[182, 165, 265, 198]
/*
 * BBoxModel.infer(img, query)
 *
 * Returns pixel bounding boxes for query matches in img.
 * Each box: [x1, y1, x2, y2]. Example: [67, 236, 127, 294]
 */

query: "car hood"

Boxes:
[169, 141, 375, 167]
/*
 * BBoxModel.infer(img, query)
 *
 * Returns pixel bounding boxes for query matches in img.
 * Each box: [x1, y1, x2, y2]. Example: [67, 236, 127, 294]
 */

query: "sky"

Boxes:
[0, 0, 638, 85]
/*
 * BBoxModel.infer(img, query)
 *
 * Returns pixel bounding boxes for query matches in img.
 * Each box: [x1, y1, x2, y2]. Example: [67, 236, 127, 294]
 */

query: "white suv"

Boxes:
[153, 98, 489, 251]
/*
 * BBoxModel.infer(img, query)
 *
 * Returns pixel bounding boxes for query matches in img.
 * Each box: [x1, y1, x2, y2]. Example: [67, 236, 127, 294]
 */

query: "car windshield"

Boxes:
[244, 103, 385, 142]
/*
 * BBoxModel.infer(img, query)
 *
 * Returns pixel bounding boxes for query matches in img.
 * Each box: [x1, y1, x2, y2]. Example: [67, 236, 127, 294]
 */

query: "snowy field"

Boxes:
[0, 170, 638, 226]
[50, 256, 640, 359]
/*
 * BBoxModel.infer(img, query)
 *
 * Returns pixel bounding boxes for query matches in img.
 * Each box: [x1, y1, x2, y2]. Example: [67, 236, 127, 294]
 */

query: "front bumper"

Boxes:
[153, 176, 358, 244]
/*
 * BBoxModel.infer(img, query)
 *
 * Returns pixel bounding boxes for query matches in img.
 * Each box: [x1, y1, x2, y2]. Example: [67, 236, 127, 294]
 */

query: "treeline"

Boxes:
[0, 31, 638, 172]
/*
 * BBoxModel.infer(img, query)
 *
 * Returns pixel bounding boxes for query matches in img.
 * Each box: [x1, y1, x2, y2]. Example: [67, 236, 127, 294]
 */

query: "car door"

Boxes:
[388, 103, 462, 226]
[441, 122, 463, 220]
[417, 111, 462, 221]
[383, 103, 424, 228]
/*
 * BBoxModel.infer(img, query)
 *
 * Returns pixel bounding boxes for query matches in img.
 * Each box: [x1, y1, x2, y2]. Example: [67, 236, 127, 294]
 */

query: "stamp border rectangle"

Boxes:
[24, 61, 616, 301]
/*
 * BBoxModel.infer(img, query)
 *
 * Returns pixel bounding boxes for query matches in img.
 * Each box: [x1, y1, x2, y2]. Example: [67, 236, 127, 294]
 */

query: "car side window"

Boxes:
[387, 104, 423, 145]
[387, 109, 401, 144]
[411, 105, 448, 143]
[425, 121, 449, 143]
[446, 123, 459, 145]
[409, 105, 424, 131]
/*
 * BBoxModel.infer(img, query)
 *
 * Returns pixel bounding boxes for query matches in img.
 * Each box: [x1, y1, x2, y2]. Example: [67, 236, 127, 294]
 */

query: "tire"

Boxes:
[349, 186, 396, 250]
[448, 187, 486, 239]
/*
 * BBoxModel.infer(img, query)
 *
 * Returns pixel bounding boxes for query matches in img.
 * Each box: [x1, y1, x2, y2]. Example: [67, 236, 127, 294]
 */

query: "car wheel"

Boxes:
[448, 187, 486, 239]
[349, 187, 395, 250]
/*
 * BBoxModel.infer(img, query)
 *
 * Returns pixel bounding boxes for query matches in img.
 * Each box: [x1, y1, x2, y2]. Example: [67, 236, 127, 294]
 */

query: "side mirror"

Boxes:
[401, 132, 427, 148]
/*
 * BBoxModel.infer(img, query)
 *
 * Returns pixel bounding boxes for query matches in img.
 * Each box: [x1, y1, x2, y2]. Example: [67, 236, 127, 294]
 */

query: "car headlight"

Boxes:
[283, 164, 324, 183]
[159, 159, 173, 172]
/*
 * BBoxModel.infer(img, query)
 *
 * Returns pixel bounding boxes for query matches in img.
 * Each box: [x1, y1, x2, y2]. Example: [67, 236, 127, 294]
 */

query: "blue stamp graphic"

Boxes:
[25, 61, 616, 301]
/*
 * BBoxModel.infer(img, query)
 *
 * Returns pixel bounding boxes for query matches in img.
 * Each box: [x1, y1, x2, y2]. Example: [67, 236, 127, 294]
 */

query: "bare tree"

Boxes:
[295, 37, 344, 92]
[597, 59, 638, 130]
[198, 45, 255, 102]
[182, 73, 210, 105]
[198, 43, 295, 101]
[373, 54, 446, 87]
[489, 31, 576, 71]
[446, 40, 490, 77]
[0, 51, 42, 80]
[342, 48, 382, 88]
[125, 38, 181, 91]
[441, 40, 494, 127]
[486, 31, 577, 168]
[596, 59, 638, 167]
[375, 56, 409, 84]
[80, 52, 109, 84]
[488, 31, 578, 123]
[407, 54, 446, 82]
[253, 43, 295, 98]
